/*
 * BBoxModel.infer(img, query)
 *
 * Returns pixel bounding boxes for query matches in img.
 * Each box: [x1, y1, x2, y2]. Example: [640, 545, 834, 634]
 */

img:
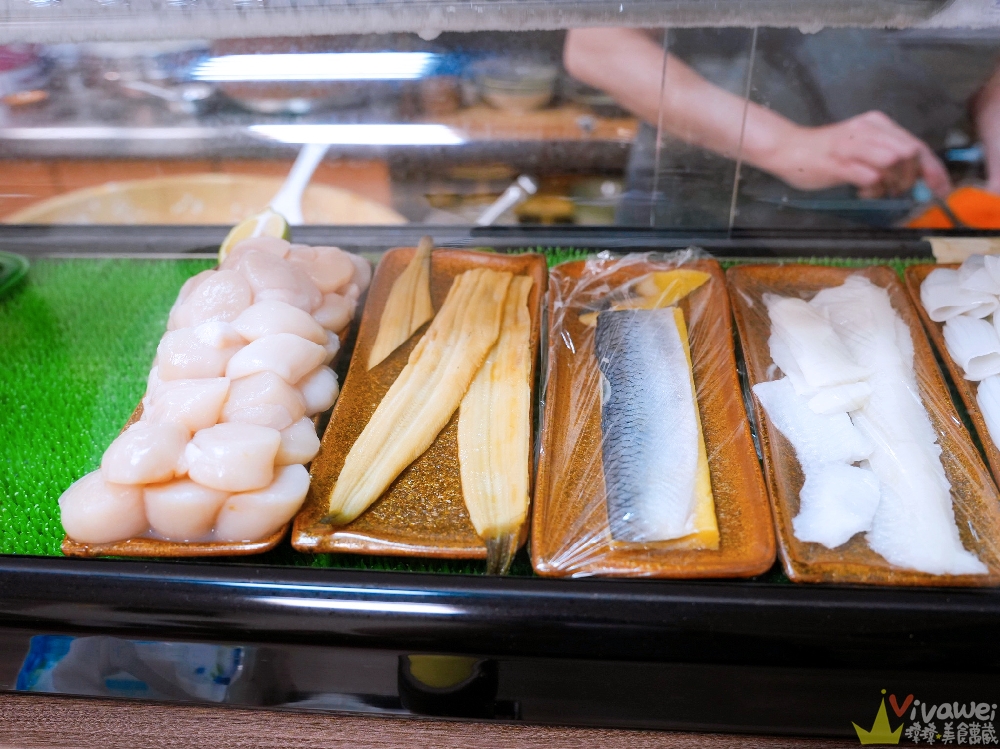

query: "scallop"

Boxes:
[101, 421, 189, 485]
[167, 270, 215, 330]
[59, 471, 148, 544]
[313, 292, 354, 333]
[221, 370, 306, 430]
[168, 270, 252, 330]
[223, 236, 291, 266]
[348, 252, 372, 293]
[288, 245, 356, 294]
[144, 377, 230, 433]
[276, 417, 321, 465]
[230, 300, 327, 345]
[157, 322, 246, 381]
[322, 330, 341, 366]
[144, 478, 229, 541]
[214, 464, 310, 542]
[225, 333, 326, 385]
[185, 423, 281, 492]
[234, 250, 322, 313]
[297, 365, 339, 416]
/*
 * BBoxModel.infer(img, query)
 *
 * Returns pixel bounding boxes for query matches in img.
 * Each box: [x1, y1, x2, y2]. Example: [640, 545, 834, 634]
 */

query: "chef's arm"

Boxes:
[972, 63, 1000, 194]
[563, 28, 951, 197]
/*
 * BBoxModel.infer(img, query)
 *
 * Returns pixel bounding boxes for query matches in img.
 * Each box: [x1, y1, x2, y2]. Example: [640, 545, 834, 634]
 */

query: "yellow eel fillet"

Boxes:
[328, 267, 514, 524]
[368, 235, 435, 369]
[458, 275, 534, 575]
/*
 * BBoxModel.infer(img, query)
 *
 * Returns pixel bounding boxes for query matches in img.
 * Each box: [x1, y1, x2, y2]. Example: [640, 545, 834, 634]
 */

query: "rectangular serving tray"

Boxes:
[728, 263, 1000, 586]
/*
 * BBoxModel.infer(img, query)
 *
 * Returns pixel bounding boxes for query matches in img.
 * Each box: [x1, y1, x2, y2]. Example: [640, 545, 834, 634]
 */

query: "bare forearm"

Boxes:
[564, 29, 796, 172]
[973, 65, 1000, 192]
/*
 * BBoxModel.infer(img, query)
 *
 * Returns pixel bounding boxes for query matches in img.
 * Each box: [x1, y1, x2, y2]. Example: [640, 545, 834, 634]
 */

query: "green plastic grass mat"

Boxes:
[0, 251, 930, 580]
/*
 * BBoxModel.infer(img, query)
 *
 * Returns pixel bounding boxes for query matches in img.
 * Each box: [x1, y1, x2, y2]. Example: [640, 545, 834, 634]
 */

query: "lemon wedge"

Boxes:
[218, 209, 291, 263]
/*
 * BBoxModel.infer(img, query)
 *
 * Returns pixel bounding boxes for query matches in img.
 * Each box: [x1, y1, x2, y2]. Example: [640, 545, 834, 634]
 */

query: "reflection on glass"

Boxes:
[2, 30, 1000, 229]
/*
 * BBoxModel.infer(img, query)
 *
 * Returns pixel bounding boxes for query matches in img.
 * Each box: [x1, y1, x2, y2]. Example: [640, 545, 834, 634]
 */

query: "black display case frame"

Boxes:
[1, 224, 997, 740]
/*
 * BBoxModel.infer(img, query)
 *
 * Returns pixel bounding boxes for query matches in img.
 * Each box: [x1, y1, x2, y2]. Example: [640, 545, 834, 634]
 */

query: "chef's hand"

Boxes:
[972, 65, 1000, 195]
[762, 111, 952, 199]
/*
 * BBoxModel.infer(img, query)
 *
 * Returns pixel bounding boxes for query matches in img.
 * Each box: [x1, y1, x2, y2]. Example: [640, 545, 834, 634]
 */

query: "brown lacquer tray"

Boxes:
[292, 248, 547, 558]
[531, 257, 775, 578]
[61, 328, 351, 559]
[904, 264, 1000, 488]
[728, 263, 1000, 586]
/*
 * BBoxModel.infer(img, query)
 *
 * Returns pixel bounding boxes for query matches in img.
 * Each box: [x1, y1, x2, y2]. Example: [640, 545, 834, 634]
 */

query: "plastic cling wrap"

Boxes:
[730, 263, 1000, 586]
[531, 251, 775, 578]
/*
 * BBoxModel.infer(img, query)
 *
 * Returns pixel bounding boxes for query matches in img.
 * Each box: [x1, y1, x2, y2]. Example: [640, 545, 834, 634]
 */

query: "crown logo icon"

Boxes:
[853, 694, 903, 745]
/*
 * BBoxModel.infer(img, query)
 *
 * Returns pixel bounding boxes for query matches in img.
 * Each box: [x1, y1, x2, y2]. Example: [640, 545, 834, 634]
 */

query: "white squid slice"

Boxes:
[185, 423, 281, 492]
[59, 471, 148, 544]
[214, 464, 310, 542]
[225, 333, 326, 385]
[157, 322, 246, 380]
[276, 417, 321, 465]
[144, 478, 229, 541]
[959, 254, 987, 282]
[921, 272, 998, 322]
[221, 371, 307, 430]
[960, 267, 1000, 296]
[807, 381, 873, 415]
[765, 295, 871, 390]
[976, 375, 1000, 451]
[296, 365, 339, 416]
[752, 377, 873, 469]
[943, 315, 1000, 380]
[101, 421, 189, 485]
[144, 377, 230, 434]
[230, 300, 327, 345]
[793, 463, 881, 548]
[168, 270, 252, 330]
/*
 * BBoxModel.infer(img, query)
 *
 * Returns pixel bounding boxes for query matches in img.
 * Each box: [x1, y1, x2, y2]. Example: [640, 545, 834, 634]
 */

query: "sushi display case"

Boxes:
[2, 223, 1000, 742]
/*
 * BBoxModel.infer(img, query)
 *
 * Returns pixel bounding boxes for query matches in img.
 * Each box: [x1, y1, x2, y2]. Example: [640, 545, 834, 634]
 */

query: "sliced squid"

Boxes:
[184, 423, 281, 492]
[976, 375, 1000, 449]
[214, 464, 310, 542]
[144, 479, 229, 541]
[764, 295, 871, 391]
[230, 300, 327, 345]
[943, 315, 1000, 381]
[59, 471, 147, 545]
[221, 371, 307, 430]
[921, 268, 998, 322]
[157, 322, 245, 381]
[806, 382, 873, 415]
[101, 421, 189, 485]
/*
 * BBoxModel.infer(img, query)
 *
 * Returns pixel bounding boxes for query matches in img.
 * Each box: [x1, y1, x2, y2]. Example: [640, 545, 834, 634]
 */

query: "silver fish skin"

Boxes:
[595, 308, 699, 543]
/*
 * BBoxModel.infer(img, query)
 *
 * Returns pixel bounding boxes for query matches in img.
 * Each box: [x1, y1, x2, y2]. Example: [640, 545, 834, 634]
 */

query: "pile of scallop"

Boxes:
[59, 237, 371, 545]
